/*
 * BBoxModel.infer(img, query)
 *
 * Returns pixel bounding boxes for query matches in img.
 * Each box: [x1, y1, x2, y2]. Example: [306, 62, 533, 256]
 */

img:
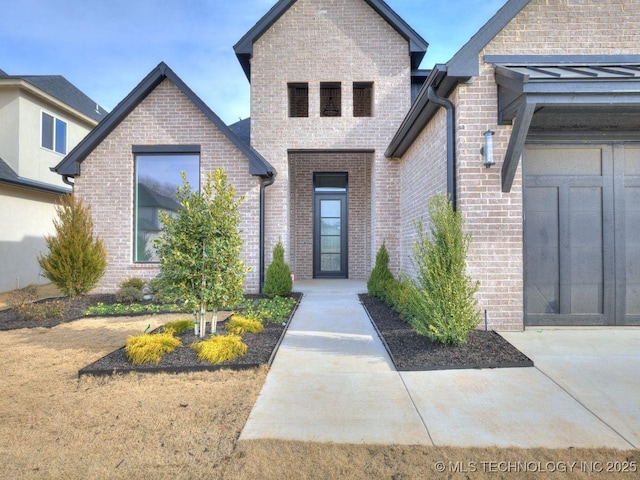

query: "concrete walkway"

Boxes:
[240, 280, 638, 449]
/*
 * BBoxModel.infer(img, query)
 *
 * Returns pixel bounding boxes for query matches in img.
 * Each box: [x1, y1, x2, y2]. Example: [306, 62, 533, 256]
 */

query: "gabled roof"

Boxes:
[54, 62, 275, 179]
[0, 69, 107, 122]
[0, 157, 69, 195]
[386, 0, 531, 158]
[233, 0, 429, 79]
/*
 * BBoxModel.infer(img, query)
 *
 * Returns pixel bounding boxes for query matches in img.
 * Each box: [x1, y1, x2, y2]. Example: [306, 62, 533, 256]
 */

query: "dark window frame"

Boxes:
[133, 146, 201, 263]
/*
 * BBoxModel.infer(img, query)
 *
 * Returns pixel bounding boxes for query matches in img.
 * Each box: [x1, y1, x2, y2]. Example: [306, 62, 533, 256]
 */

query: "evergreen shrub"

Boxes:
[405, 194, 480, 345]
[38, 195, 107, 297]
[367, 241, 394, 299]
[115, 286, 144, 304]
[263, 240, 293, 297]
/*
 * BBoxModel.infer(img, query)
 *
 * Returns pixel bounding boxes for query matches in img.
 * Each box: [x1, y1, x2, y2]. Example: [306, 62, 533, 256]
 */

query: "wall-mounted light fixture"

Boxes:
[481, 129, 495, 168]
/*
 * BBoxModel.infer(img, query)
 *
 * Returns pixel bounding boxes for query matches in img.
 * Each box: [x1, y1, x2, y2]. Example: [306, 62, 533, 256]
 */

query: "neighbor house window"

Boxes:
[134, 146, 200, 262]
[288, 83, 308, 117]
[320, 82, 341, 117]
[353, 82, 373, 117]
[41, 112, 67, 154]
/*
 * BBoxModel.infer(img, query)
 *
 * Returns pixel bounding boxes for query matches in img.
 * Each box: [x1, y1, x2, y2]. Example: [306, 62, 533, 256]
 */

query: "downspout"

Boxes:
[62, 175, 75, 187]
[427, 86, 457, 210]
[259, 172, 276, 293]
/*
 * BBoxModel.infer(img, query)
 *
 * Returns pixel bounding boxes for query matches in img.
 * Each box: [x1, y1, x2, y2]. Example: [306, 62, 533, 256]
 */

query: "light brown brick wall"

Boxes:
[399, 0, 640, 330]
[74, 79, 262, 293]
[250, 0, 412, 275]
[288, 151, 372, 279]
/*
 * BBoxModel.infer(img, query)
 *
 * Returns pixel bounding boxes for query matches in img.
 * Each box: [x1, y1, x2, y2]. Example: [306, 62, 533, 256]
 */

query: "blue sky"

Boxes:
[0, 0, 507, 125]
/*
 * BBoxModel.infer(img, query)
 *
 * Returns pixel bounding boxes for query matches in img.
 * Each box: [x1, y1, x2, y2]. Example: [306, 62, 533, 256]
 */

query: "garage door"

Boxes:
[524, 143, 640, 326]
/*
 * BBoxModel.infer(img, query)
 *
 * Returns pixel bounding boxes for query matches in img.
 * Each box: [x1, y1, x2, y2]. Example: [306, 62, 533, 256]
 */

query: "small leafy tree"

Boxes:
[38, 194, 107, 297]
[405, 194, 480, 345]
[263, 240, 293, 297]
[153, 168, 248, 334]
[367, 241, 394, 299]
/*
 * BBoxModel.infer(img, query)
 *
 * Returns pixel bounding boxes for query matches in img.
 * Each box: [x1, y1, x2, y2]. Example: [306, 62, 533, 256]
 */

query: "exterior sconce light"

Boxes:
[481, 130, 495, 168]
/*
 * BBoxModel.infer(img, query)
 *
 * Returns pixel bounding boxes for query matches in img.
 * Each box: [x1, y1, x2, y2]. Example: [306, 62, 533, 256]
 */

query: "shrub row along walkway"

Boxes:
[240, 280, 637, 449]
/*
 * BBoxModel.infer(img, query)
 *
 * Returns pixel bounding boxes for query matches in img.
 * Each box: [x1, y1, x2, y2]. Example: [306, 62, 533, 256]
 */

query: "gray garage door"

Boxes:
[524, 143, 640, 326]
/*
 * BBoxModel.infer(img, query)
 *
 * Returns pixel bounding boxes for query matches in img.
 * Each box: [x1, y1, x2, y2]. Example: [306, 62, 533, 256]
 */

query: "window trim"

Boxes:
[41, 111, 67, 155]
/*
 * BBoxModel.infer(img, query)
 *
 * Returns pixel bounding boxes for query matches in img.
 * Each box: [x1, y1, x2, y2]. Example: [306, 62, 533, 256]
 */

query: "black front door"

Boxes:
[313, 173, 348, 278]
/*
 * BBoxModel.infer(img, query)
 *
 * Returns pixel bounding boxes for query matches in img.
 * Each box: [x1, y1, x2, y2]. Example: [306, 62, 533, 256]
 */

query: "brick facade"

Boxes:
[398, 0, 640, 330]
[289, 151, 371, 279]
[74, 79, 262, 293]
[250, 0, 411, 275]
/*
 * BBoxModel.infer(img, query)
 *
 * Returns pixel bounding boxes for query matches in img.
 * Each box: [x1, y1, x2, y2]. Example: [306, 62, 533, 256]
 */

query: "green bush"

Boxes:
[191, 334, 247, 364]
[125, 331, 182, 365]
[263, 240, 293, 297]
[153, 169, 248, 334]
[115, 285, 144, 304]
[225, 315, 264, 335]
[38, 195, 107, 297]
[119, 277, 145, 290]
[405, 194, 480, 345]
[367, 241, 394, 299]
[239, 296, 297, 324]
[382, 278, 412, 321]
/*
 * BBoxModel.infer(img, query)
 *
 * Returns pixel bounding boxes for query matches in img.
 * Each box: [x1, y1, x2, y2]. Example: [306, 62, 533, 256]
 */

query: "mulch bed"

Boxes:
[359, 294, 533, 370]
[0, 294, 116, 331]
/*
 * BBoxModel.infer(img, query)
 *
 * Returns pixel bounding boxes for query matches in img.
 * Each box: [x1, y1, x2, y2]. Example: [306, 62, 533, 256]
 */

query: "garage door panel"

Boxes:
[625, 185, 640, 317]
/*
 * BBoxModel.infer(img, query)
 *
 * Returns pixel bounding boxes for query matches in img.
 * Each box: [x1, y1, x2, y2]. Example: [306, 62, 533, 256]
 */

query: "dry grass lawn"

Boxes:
[1, 314, 637, 479]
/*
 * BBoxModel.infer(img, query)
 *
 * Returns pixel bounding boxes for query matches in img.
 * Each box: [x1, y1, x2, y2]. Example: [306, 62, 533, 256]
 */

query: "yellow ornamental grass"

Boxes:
[162, 318, 194, 334]
[125, 332, 182, 365]
[191, 334, 247, 364]
[225, 315, 264, 335]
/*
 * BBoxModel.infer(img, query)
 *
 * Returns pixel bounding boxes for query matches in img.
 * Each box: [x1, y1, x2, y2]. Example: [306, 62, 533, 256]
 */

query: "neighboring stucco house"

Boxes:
[55, 0, 640, 330]
[0, 68, 106, 292]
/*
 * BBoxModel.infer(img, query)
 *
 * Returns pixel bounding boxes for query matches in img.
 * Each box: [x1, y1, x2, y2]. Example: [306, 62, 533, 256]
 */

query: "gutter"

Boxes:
[427, 86, 457, 210]
[259, 172, 276, 293]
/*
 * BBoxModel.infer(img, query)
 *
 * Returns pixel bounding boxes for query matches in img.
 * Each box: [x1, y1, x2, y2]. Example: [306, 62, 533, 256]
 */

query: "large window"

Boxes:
[320, 82, 341, 117]
[134, 148, 200, 262]
[288, 83, 309, 117]
[41, 112, 67, 154]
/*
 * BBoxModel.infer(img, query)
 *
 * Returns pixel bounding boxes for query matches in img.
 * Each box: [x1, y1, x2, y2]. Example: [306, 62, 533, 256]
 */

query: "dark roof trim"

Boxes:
[132, 145, 201, 154]
[446, 0, 530, 77]
[495, 59, 640, 192]
[385, 0, 531, 158]
[53, 62, 275, 179]
[385, 65, 468, 158]
[0, 158, 69, 195]
[233, 0, 428, 79]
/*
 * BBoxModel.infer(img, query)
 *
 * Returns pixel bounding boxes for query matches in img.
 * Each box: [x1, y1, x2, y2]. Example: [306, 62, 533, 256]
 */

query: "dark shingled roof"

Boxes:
[229, 117, 251, 145]
[0, 69, 107, 122]
[0, 156, 69, 195]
